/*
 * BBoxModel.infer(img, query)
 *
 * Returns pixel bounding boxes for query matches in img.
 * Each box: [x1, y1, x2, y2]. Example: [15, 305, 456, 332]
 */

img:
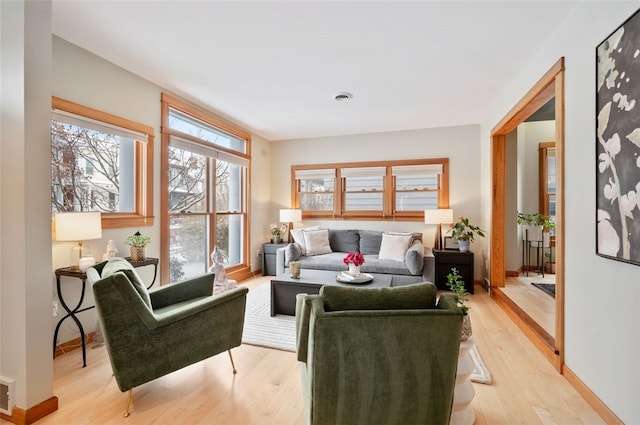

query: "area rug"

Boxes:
[532, 282, 555, 298]
[242, 283, 492, 384]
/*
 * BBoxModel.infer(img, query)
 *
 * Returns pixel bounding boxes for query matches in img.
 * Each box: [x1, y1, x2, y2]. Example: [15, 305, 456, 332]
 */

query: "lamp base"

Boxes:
[70, 242, 92, 270]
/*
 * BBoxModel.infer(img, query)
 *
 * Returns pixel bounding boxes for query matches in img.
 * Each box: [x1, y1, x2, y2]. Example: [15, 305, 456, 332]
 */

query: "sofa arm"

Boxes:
[422, 247, 435, 283]
[276, 246, 287, 275]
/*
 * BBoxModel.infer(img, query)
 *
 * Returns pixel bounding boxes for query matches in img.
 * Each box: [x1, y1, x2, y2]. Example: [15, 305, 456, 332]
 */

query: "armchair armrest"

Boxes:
[295, 293, 321, 362]
[150, 286, 249, 329]
[150, 273, 215, 309]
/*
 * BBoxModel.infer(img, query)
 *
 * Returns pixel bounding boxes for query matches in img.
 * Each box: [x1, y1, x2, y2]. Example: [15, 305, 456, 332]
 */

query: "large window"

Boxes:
[51, 97, 154, 228]
[161, 94, 251, 283]
[292, 158, 449, 220]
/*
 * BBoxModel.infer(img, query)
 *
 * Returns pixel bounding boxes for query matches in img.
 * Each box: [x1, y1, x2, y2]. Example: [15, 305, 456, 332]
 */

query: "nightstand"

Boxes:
[262, 242, 288, 276]
[434, 250, 474, 294]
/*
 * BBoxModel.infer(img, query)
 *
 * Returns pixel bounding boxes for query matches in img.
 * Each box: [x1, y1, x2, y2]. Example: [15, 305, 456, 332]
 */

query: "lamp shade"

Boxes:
[424, 209, 454, 224]
[279, 209, 302, 223]
[55, 212, 103, 241]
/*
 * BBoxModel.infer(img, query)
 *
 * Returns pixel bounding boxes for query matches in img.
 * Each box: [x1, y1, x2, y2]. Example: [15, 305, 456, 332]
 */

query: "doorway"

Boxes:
[490, 58, 565, 371]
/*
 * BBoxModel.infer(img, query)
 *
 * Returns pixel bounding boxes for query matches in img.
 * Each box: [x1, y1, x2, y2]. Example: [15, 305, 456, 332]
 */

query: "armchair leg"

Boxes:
[228, 350, 237, 374]
[123, 389, 132, 418]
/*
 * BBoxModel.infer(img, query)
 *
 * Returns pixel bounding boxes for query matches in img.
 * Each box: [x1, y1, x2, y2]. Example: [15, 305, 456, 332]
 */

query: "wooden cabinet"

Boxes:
[434, 250, 474, 294]
[262, 243, 287, 276]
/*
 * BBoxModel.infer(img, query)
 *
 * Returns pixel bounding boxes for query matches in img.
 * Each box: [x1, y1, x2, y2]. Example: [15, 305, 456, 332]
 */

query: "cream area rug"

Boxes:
[242, 283, 492, 384]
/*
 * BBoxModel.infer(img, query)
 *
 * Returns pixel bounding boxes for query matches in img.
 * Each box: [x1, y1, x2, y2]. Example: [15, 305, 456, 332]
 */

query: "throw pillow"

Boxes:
[285, 243, 302, 265]
[405, 240, 425, 275]
[378, 232, 412, 262]
[303, 228, 332, 256]
[291, 225, 320, 256]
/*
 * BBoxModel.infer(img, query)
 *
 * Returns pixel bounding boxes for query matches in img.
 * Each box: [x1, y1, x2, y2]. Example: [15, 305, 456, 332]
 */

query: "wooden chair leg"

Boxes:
[123, 389, 132, 418]
[228, 350, 237, 374]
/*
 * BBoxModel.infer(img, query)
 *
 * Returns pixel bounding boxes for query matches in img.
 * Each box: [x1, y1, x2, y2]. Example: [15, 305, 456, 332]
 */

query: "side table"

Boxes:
[451, 336, 476, 425]
[262, 242, 288, 276]
[434, 250, 475, 294]
[53, 257, 159, 367]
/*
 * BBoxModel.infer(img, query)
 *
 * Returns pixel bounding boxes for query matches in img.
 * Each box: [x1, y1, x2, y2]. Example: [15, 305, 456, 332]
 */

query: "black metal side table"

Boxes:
[53, 257, 159, 367]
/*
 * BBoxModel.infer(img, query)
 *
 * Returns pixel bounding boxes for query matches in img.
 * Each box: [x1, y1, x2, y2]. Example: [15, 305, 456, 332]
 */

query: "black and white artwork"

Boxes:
[597, 8, 640, 265]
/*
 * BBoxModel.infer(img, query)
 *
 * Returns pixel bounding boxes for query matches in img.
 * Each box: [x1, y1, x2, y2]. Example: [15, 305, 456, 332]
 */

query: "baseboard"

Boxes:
[54, 331, 97, 358]
[563, 366, 624, 425]
[0, 396, 58, 425]
[505, 270, 519, 277]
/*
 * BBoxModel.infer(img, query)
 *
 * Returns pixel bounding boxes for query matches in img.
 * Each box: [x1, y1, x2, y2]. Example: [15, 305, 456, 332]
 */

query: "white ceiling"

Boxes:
[52, 1, 579, 141]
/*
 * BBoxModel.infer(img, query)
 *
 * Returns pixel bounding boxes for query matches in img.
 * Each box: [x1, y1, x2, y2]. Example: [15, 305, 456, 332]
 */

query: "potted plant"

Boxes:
[448, 216, 485, 252]
[343, 251, 365, 275]
[517, 212, 555, 241]
[446, 268, 472, 340]
[544, 251, 556, 274]
[270, 223, 285, 244]
[126, 231, 151, 261]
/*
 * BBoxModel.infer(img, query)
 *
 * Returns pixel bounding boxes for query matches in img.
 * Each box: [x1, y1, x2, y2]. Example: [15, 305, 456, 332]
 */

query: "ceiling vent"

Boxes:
[334, 92, 353, 102]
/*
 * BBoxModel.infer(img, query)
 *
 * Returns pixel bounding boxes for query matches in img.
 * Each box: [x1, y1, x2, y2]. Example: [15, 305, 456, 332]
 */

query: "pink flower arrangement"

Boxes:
[343, 251, 365, 267]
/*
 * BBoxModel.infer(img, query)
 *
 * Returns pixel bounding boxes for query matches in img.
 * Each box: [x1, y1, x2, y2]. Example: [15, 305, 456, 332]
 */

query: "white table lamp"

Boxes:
[424, 209, 454, 250]
[279, 209, 302, 243]
[55, 212, 103, 270]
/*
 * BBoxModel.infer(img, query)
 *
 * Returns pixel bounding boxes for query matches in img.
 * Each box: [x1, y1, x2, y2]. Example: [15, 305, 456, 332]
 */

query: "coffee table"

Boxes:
[270, 269, 392, 316]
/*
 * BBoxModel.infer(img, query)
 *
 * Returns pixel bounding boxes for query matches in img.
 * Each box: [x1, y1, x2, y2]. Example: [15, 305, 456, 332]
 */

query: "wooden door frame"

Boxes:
[490, 58, 565, 372]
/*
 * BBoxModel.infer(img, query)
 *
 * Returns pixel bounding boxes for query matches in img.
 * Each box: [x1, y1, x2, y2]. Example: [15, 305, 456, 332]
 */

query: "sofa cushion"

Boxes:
[285, 243, 302, 264]
[378, 232, 412, 262]
[303, 228, 332, 256]
[405, 240, 425, 275]
[321, 282, 437, 311]
[358, 230, 383, 255]
[291, 225, 320, 255]
[329, 229, 360, 253]
[101, 257, 151, 308]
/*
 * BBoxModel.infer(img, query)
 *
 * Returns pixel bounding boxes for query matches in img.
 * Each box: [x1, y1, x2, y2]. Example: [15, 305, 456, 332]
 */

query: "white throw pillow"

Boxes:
[378, 232, 412, 262]
[291, 225, 320, 255]
[302, 228, 332, 256]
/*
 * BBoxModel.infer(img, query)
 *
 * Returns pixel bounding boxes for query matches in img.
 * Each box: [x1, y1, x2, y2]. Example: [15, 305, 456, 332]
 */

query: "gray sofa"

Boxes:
[276, 229, 435, 286]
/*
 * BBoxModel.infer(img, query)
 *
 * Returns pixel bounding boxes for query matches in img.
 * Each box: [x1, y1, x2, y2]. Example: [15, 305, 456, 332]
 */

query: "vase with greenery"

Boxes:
[448, 216, 485, 252]
[126, 231, 151, 261]
[446, 267, 472, 340]
[516, 212, 555, 232]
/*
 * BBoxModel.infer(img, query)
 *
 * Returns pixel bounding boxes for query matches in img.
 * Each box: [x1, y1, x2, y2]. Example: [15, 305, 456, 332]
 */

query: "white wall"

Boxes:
[51, 37, 271, 343]
[480, 3, 640, 422]
[1, 0, 55, 411]
[270, 125, 485, 278]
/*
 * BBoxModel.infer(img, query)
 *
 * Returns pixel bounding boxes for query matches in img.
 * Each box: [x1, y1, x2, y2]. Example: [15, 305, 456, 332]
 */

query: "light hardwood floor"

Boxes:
[501, 273, 556, 338]
[27, 275, 605, 425]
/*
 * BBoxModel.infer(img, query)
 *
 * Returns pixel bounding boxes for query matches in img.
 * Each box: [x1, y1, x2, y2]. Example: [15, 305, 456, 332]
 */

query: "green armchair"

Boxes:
[295, 282, 463, 425]
[89, 258, 248, 417]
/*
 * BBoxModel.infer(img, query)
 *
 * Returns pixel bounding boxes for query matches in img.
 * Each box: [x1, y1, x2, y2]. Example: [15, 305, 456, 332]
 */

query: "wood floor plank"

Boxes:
[32, 275, 607, 425]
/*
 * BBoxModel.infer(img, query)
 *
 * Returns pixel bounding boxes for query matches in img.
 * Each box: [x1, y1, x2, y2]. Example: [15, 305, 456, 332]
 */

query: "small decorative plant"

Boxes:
[516, 212, 555, 232]
[449, 217, 485, 242]
[270, 223, 287, 237]
[126, 231, 151, 247]
[343, 251, 365, 266]
[446, 267, 469, 315]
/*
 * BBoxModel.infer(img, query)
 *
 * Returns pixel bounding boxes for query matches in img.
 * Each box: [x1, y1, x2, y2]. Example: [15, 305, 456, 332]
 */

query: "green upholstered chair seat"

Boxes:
[295, 282, 463, 425]
[90, 258, 248, 393]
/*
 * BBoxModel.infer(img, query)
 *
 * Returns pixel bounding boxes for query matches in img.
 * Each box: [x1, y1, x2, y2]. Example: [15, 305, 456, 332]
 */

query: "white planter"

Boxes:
[523, 225, 543, 242]
[458, 239, 471, 252]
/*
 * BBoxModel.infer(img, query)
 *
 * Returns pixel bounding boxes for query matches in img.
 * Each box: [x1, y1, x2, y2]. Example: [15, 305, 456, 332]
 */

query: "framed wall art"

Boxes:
[596, 7, 640, 265]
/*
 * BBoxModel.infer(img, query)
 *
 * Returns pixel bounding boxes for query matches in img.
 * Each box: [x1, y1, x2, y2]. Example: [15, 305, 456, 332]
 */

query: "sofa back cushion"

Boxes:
[321, 282, 437, 312]
[358, 230, 383, 255]
[328, 229, 360, 253]
[291, 225, 320, 255]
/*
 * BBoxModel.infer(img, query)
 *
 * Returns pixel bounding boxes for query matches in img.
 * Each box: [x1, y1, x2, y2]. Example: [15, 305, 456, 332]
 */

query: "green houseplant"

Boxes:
[516, 212, 555, 232]
[446, 268, 472, 340]
[448, 216, 485, 252]
[126, 231, 151, 261]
